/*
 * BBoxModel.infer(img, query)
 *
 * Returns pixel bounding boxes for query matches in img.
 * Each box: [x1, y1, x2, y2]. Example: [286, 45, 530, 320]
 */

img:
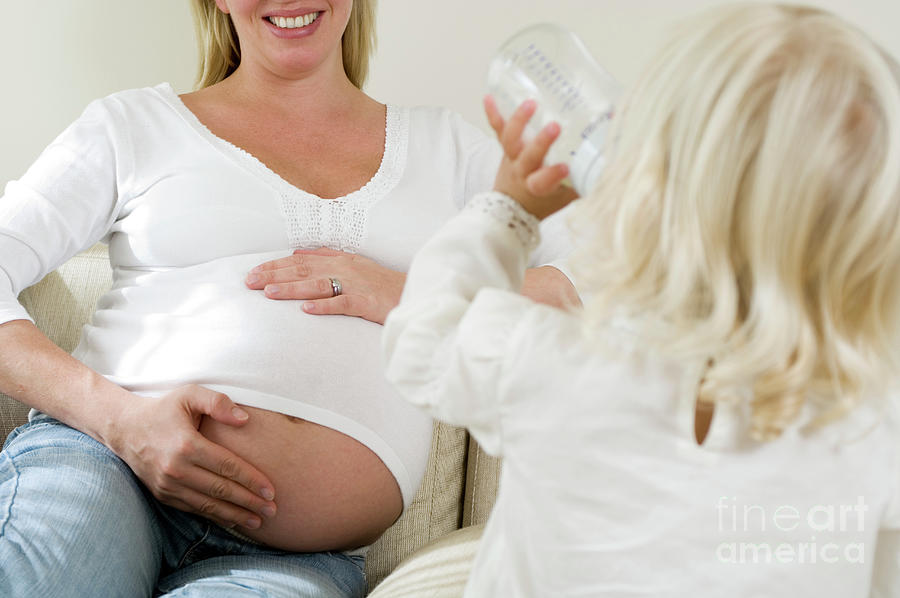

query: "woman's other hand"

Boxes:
[111, 385, 277, 531]
[484, 95, 579, 220]
[246, 248, 406, 325]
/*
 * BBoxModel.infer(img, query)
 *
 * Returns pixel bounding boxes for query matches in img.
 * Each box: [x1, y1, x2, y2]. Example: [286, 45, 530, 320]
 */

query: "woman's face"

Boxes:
[214, 0, 353, 80]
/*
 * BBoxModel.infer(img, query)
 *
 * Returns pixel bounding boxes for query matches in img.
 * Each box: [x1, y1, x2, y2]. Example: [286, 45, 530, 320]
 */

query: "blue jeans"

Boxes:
[0, 415, 366, 598]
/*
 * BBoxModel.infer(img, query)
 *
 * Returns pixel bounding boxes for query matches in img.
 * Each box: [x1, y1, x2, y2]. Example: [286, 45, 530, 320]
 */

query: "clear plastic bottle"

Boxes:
[487, 23, 621, 195]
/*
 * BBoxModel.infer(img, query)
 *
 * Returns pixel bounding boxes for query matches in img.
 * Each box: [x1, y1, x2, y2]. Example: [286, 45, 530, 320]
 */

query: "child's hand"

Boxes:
[484, 95, 579, 220]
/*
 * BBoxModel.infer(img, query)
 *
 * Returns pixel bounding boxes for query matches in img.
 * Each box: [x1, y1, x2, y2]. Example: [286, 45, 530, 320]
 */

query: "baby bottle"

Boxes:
[487, 23, 620, 195]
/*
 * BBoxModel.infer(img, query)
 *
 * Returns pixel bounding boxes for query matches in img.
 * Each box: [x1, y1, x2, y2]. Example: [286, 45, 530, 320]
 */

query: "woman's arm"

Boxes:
[244, 249, 579, 322]
[243, 244, 580, 323]
[0, 319, 277, 530]
[0, 320, 127, 441]
[522, 265, 580, 308]
[0, 97, 276, 530]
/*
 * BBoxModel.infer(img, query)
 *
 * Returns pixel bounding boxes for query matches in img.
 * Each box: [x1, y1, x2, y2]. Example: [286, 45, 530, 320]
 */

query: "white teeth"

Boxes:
[268, 12, 319, 29]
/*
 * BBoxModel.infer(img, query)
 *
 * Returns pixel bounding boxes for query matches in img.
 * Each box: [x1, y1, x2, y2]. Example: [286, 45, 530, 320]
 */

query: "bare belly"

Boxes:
[199, 405, 402, 552]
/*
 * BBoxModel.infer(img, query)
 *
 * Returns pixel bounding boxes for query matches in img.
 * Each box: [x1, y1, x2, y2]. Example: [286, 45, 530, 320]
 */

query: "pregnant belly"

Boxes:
[199, 405, 403, 551]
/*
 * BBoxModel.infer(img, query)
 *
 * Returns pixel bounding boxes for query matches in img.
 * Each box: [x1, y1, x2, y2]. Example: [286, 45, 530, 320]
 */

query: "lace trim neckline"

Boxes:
[154, 82, 407, 204]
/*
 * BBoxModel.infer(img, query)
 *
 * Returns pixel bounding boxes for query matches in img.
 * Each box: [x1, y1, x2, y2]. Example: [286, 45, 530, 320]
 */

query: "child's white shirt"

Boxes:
[383, 192, 900, 597]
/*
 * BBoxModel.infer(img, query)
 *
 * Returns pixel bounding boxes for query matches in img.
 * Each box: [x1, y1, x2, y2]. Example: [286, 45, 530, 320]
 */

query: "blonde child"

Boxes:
[383, 3, 900, 596]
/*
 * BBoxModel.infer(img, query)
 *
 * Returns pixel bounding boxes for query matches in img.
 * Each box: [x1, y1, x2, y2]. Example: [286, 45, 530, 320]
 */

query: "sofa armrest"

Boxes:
[0, 394, 29, 443]
[461, 436, 501, 527]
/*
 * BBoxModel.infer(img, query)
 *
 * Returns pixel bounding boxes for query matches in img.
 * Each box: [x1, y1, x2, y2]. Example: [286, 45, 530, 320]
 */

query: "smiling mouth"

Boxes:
[267, 12, 321, 29]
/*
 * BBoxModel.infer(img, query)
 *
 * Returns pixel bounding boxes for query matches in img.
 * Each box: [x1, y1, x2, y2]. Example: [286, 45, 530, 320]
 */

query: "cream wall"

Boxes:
[1, 1, 197, 185]
[366, 0, 900, 129]
[1, 1, 897, 186]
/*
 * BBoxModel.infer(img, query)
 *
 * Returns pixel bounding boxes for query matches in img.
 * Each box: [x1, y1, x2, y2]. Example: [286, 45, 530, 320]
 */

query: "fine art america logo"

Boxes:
[715, 496, 869, 565]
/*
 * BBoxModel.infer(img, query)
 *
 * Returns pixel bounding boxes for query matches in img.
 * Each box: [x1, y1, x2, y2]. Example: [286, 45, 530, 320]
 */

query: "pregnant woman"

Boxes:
[0, 1, 576, 596]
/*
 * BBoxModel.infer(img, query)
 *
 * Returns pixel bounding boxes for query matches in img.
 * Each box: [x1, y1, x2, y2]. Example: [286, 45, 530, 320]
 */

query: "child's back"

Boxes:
[460, 301, 897, 595]
[385, 3, 900, 596]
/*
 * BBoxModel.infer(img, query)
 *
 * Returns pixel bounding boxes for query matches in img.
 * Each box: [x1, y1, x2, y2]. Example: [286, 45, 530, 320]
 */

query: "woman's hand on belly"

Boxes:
[245, 248, 406, 325]
[110, 385, 279, 530]
[199, 405, 404, 552]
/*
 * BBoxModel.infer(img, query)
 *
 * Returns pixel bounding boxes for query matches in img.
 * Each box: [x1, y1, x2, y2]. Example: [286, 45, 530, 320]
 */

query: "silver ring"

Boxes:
[329, 277, 342, 297]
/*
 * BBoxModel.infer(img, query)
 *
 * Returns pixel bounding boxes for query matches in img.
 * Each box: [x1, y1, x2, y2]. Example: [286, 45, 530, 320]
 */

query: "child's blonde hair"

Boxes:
[572, 3, 900, 440]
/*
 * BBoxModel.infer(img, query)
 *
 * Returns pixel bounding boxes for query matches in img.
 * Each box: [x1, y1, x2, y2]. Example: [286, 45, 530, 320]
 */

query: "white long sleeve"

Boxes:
[0, 98, 126, 324]
[382, 192, 900, 597]
[383, 192, 544, 454]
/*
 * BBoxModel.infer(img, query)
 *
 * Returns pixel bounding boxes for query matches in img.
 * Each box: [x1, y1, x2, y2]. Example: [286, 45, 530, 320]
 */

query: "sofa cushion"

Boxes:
[461, 436, 501, 528]
[368, 524, 483, 597]
[365, 421, 468, 590]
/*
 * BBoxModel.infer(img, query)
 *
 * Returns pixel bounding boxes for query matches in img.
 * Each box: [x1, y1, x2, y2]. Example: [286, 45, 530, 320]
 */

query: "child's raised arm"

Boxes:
[483, 96, 579, 220]
[382, 98, 580, 455]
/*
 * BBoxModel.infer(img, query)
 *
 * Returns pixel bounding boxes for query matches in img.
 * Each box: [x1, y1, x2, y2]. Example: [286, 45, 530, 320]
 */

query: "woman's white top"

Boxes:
[0, 83, 573, 507]
[383, 192, 900, 597]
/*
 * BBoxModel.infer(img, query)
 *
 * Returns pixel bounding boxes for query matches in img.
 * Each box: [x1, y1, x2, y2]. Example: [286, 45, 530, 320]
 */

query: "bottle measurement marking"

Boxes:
[523, 44, 585, 113]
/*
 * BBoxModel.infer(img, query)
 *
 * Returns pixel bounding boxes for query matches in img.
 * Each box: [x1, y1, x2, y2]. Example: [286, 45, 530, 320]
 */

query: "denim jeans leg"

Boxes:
[156, 551, 366, 598]
[152, 513, 367, 598]
[0, 417, 161, 598]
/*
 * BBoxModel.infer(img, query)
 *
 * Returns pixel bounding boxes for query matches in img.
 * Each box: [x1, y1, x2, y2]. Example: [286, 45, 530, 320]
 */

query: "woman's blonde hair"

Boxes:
[189, 0, 377, 89]
[572, 3, 900, 440]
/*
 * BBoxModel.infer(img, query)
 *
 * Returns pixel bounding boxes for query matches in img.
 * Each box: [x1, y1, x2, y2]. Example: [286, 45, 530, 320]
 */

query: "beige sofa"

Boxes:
[0, 244, 499, 595]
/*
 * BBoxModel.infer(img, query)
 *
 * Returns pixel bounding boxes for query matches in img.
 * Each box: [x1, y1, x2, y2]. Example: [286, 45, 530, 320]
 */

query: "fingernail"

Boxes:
[260, 487, 275, 501]
[261, 505, 276, 518]
[232, 407, 249, 420]
[265, 284, 280, 295]
[250, 265, 262, 273]
[303, 302, 315, 312]
[245, 517, 261, 529]
[246, 274, 260, 285]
